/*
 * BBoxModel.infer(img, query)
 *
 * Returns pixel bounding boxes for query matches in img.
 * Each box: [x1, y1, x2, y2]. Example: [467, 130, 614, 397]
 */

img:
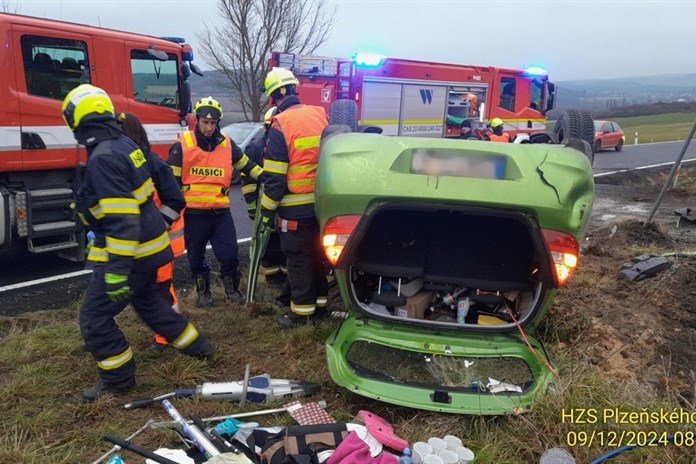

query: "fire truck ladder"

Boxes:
[16, 188, 81, 256]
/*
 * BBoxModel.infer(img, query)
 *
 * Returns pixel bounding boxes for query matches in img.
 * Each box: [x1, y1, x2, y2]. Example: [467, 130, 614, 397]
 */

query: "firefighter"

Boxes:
[260, 67, 329, 328]
[486, 118, 511, 142]
[62, 84, 214, 402]
[168, 96, 263, 307]
[459, 119, 481, 140]
[118, 112, 185, 347]
[242, 107, 290, 301]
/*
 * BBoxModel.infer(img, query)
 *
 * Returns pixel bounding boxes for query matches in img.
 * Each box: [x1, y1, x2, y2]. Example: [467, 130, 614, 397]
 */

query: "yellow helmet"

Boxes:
[193, 96, 223, 120]
[61, 84, 115, 131]
[490, 117, 504, 129]
[264, 67, 299, 97]
[263, 106, 277, 126]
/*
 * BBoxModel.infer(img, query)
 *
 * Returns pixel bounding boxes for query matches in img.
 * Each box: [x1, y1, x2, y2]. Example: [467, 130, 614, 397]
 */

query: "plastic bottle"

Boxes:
[399, 447, 415, 464]
[456, 297, 470, 324]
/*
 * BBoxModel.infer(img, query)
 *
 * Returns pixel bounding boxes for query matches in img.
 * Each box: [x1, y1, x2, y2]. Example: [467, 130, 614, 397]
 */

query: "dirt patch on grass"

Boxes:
[555, 166, 696, 404]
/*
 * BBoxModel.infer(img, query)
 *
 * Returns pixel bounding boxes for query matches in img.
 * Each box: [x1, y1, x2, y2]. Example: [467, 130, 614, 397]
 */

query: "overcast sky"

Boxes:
[13, 0, 696, 81]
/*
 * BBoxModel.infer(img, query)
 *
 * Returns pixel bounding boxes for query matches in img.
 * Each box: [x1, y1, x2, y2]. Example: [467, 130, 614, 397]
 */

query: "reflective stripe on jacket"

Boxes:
[273, 105, 327, 195]
[180, 131, 233, 209]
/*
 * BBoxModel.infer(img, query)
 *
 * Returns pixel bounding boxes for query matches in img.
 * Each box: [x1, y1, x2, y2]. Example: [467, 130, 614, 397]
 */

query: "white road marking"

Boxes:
[0, 237, 252, 293]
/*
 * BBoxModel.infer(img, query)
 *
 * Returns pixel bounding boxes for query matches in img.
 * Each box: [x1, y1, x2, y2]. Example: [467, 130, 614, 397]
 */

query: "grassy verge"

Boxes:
[1, 283, 695, 463]
[549, 112, 696, 145]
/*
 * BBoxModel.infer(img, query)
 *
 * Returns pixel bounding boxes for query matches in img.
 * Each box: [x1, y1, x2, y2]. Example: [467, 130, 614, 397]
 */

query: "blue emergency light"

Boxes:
[353, 52, 386, 67]
[525, 66, 547, 76]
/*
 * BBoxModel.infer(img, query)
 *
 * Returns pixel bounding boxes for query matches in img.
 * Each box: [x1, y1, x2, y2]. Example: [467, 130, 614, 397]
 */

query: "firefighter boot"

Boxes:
[194, 274, 213, 308]
[222, 273, 246, 305]
[82, 377, 135, 402]
[277, 313, 311, 329]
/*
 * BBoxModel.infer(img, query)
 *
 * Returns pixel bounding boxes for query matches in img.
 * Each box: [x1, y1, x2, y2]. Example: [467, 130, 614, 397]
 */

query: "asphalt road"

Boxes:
[593, 140, 696, 174]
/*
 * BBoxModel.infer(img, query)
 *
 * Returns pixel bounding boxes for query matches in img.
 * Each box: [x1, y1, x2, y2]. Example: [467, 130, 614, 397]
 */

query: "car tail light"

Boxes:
[542, 229, 579, 286]
[322, 215, 362, 266]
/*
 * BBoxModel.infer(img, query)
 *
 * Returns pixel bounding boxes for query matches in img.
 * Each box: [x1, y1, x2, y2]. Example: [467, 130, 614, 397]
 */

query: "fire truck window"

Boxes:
[21, 35, 90, 100]
[131, 50, 179, 109]
[530, 79, 543, 111]
[498, 77, 516, 112]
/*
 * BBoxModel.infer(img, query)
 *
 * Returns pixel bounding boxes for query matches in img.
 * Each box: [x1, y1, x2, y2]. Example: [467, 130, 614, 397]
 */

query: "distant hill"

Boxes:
[553, 73, 696, 115]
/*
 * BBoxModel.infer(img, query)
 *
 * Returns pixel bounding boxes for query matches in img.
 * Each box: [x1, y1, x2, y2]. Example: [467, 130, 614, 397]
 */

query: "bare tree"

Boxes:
[197, 0, 336, 121]
[1, 1, 20, 13]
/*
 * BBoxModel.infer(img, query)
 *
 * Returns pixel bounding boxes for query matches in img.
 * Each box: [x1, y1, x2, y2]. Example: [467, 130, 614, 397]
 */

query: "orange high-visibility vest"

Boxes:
[273, 105, 327, 194]
[488, 132, 511, 143]
[180, 131, 233, 209]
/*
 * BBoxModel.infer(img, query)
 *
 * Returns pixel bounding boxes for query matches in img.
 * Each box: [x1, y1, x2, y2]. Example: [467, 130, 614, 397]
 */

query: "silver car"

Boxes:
[220, 121, 265, 184]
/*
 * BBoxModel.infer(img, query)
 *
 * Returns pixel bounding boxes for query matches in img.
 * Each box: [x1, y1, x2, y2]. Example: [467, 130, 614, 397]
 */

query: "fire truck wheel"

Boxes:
[329, 99, 358, 132]
[553, 109, 595, 162]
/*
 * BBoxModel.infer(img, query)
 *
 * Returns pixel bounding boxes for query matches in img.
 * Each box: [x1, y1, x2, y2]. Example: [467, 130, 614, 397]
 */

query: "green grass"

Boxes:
[1, 286, 696, 463]
[610, 113, 696, 144]
[549, 112, 696, 145]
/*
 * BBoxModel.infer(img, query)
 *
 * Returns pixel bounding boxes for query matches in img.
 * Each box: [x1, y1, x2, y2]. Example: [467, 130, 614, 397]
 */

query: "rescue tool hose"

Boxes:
[589, 434, 674, 463]
[507, 309, 558, 378]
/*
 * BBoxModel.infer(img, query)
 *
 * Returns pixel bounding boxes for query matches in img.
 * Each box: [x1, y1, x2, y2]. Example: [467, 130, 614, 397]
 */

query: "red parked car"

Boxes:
[594, 120, 625, 152]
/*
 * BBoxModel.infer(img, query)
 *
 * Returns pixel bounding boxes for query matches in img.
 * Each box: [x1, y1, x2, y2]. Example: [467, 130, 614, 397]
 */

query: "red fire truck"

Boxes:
[269, 51, 556, 139]
[0, 13, 200, 260]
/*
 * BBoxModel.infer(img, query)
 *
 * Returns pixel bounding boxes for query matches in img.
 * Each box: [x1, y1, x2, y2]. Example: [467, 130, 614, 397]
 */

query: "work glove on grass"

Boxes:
[105, 273, 133, 302]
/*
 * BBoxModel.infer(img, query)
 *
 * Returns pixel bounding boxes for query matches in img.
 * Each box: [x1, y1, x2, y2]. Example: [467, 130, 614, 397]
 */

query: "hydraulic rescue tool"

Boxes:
[124, 365, 320, 410]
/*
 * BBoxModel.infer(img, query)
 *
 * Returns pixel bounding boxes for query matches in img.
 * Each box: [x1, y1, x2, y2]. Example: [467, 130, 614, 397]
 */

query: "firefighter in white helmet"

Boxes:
[260, 67, 329, 328]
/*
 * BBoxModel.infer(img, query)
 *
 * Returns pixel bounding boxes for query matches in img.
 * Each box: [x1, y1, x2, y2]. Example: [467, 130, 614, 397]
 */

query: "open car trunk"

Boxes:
[347, 205, 553, 329]
[316, 132, 595, 414]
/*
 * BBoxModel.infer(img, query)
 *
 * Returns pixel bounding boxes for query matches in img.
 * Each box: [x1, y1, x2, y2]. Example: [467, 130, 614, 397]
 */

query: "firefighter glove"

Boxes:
[247, 201, 257, 221]
[105, 273, 133, 302]
[260, 208, 276, 232]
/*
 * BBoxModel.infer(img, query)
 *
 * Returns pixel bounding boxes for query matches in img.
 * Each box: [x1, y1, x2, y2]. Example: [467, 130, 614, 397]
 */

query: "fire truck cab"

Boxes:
[269, 52, 556, 139]
[0, 13, 199, 260]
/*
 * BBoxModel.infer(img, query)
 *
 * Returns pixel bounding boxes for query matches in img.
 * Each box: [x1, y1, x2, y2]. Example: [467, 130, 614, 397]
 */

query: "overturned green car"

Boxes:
[314, 131, 595, 415]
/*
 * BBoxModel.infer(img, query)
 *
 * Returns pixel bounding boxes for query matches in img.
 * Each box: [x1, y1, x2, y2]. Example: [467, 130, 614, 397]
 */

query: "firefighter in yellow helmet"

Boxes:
[167, 96, 263, 307]
[486, 117, 511, 142]
[259, 67, 329, 328]
[62, 84, 213, 402]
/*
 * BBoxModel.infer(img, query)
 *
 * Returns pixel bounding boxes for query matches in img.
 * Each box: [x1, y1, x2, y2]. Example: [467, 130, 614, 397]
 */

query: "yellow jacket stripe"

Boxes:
[264, 159, 289, 175]
[89, 198, 140, 218]
[90, 231, 170, 261]
[172, 323, 199, 349]
[287, 178, 315, 190]
[234, 154, 250, 170]
[106, 236, 139, 256]
[241, 183, 257, 195]
[97, 347, 133, 370]
[261, 192, 280, 210]
[279, 193, 315, 206]
[185, 195, 230, 205]
[171, 165, 182, 177]
[134, 231, 170, 258]
[132, 178, 155, 204]
[294, 135, 321, 150]
[287, 163, 317, 175]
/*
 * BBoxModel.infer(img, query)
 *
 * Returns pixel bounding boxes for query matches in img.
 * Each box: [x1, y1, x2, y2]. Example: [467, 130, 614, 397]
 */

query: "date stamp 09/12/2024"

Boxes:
[562, 408, 696, 448]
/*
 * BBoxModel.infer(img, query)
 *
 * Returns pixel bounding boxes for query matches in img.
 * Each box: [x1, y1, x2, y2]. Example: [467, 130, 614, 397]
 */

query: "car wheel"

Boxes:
[329, 99, 358, 132]
[594, 140, 601, 153]
[615, 139, 624, 151]
[553, 109, 595, 164]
